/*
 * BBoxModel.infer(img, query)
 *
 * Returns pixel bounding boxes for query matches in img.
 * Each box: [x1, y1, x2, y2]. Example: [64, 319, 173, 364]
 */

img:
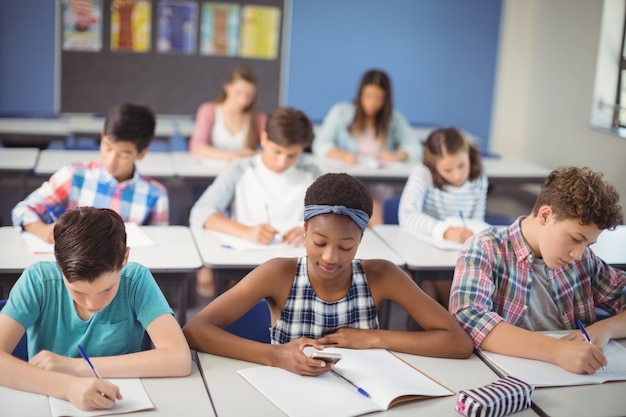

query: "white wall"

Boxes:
[490, 0, 626, 205]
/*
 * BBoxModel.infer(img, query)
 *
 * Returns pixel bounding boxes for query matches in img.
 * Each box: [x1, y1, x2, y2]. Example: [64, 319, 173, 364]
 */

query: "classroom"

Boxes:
[1, 1, 625, 416]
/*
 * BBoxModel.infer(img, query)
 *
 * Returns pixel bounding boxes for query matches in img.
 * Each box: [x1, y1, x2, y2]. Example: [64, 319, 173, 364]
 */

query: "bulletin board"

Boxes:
[58, 0, 286, 115]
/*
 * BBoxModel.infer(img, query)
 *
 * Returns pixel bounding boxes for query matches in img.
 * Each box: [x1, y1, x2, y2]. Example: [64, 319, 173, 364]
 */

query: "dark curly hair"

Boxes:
[423, 127, 483, 189]
[304, 173, 373, 217]
[54, 207, 127, 282]
[532, 166, 623, 230]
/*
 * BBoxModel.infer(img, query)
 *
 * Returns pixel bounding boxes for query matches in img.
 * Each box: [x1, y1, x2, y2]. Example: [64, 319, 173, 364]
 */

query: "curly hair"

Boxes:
[532, 166, 623, 230]
[304, 173, 373, 218]
[54, 207, 127, 282]
[423, 127, 483, 189]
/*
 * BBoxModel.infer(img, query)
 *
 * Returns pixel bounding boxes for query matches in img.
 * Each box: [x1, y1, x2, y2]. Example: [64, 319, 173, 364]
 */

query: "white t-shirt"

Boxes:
[211, 105, 249, 152]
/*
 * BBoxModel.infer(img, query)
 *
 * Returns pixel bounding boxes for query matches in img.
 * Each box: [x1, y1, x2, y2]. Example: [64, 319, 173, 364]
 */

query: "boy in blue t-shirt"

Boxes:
[0, 207, 190, 411]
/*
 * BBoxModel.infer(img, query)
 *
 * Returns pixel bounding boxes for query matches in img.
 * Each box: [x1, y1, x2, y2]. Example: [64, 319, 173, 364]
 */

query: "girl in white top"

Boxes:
[189, 67, 267, 162]
[399, 127, 488, 307]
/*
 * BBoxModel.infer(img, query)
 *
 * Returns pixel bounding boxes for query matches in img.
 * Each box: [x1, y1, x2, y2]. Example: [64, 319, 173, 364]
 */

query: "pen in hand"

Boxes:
[459, 210, 467, 229]
[78, 344, 103, 380]
[264, 203, 271, 225]
[576, 320, 606, 372]
[331, 369, 370, 398]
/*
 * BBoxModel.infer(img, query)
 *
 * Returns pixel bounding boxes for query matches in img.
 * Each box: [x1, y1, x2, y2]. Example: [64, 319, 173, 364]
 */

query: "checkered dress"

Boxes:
[270, 256, 379, 344]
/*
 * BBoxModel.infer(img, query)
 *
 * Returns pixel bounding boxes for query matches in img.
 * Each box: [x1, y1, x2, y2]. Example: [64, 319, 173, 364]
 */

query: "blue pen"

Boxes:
[577, 320, 606, 372]
[78, 344, 103, 379]
[331, 369, 370, 398]
[459, 210, 467, 229]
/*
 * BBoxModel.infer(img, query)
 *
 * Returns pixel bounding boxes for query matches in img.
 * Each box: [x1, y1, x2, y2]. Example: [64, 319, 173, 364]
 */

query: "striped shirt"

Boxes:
[270, 257, 379, 344]
[399, 164, 488, 239]
[12, 160, 169, 227]
[449, 217, 626, 347]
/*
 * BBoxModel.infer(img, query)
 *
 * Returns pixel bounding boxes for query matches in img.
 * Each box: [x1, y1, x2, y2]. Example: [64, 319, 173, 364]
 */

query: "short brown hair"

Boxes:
[54, 207, 127, 282]
[265, 107, 314, 147]
[532, 166, 623, 230]
[423, 127, 483, 189]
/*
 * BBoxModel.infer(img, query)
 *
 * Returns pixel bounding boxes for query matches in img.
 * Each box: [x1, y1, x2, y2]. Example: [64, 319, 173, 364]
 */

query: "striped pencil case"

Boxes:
[455, 376, 534, 417]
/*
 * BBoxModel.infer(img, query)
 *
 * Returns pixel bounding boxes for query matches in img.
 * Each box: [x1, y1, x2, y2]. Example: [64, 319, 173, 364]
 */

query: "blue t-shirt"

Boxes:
[2, 261, 173, 358]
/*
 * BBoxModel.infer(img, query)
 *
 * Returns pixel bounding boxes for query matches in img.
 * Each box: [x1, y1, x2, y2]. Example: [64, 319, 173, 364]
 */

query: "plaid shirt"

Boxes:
[450, 217, 626, 347]
[270, 257, 379, 344]
[12, 160, 169, 227]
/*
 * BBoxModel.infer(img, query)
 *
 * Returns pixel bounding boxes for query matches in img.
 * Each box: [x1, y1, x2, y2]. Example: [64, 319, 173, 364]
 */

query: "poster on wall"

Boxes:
[110, 0, 152, 53]
[62, 0, 103, 51]
[157, 1, 198, 54]
[239, 5, 281, 60]
[199, 2, 240, 56]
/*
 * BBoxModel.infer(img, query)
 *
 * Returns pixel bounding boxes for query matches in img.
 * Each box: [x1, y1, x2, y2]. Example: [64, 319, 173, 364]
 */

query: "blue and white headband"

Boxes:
[303, 204, 369, 231]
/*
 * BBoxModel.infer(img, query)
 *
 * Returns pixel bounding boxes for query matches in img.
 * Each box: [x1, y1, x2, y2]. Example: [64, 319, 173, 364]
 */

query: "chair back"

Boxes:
[224, 299, 271, 343]
[382, 197, 400, 225]
[0, 300, 28, 360]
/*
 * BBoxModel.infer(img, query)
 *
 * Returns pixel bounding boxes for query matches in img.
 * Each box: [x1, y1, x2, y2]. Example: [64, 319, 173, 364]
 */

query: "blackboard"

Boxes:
[59, 0, 285, 116]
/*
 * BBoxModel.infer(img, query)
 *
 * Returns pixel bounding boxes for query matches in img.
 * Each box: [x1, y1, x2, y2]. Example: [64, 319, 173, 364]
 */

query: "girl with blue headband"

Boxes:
[184, 173, 472, 376]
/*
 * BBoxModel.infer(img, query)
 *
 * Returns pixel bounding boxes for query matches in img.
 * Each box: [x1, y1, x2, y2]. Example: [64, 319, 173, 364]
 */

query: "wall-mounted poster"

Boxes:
[200, 2, 240, 57]
[111, 0, 152, 53]
[63, 0, 103, 51]
[157, 1, 198, 54]
[239, 5, 281, 60]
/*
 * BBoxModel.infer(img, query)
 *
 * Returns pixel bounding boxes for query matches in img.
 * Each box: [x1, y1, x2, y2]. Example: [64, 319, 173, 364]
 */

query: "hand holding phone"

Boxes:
[309, 351, 342, 364]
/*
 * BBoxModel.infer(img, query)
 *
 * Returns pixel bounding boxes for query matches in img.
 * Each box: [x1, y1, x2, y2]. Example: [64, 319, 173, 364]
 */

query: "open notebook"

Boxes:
[212, 223, 303, 251]
[477, 334, 626, 387]
[0, 378, 154, 417]
[21, 223, 156, 254]
[237, 348, 453, 417]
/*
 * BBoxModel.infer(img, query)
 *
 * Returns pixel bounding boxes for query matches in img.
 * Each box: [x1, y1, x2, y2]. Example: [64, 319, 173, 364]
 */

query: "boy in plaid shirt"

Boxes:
[450, 166, 626, 375]
[12, 103, 169, 243]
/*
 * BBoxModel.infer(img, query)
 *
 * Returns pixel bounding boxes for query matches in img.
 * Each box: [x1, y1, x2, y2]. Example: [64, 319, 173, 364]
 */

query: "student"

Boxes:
[184, 173, 473, 376]
[188, 66, 267, 162]
[399, 127, 488, 308]
[312, 69, 421, 224]
[189, 106, 320, 296]
[0, 207, 191, 411]
[449, 166, 626, 375]
[11, 103, 169, 244]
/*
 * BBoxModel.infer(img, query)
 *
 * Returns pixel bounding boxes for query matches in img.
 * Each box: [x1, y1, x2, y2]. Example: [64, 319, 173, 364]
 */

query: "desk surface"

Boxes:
[0, 118, 69, 137]
[34, 149, 176, 178]
[590, 225, 626, 268]
[2, 360, 215, 417]
[372, 225, 460, 271]
[312, 155, 550, 184]
[191, 227, 404, 269]
[171, 151, 228, 179]
[0, 147, 39, 172]
[0, 226, 201, 273]
[66, 115, 196, 138]
[197, 350, 537, 417]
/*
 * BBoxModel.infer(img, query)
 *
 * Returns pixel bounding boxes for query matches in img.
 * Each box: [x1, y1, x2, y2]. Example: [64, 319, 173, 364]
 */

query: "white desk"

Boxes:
[2, 360, 215, 417]
[0, 226, 202, 325]
[66, 115, 196, 139]
[0, 148, 40, 173]
[0, 118, 69, 138]
[313, 155, 550, 185]
[485, 337, 626, 417]
[590, 225, 626, 270]
[171, 152, 228, 179]
[34, 149, 176, 178]
[196, 351, 538, 417]
[372, 225, 459, 272]
[191, 227, 404, 296]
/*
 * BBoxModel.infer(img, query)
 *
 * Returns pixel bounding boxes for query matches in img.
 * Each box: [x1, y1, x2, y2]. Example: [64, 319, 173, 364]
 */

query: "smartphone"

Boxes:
[310, 351, 343, 364]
